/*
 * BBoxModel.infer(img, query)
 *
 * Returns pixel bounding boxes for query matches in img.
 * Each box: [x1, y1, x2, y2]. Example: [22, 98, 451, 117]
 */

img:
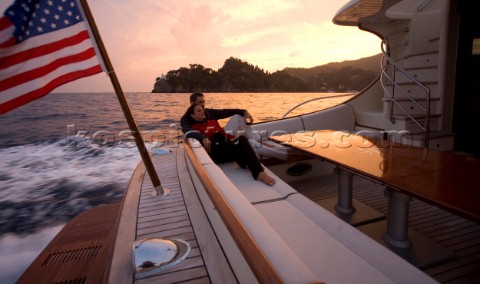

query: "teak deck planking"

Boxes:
[133, 144, 236, 283]
[19, 143, 480, 283]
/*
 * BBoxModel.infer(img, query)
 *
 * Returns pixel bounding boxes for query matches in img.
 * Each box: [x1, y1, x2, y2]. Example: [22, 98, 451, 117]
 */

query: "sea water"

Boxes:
[0, 92, 353, 282]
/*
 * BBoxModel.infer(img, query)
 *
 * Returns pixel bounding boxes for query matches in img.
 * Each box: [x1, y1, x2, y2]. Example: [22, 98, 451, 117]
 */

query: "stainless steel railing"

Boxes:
[281, 94, 355, 118]
[380, 36, 431, 147]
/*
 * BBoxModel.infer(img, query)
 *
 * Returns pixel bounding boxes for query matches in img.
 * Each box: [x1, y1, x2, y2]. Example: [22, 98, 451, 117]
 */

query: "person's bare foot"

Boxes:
[257, 172, 276, 186]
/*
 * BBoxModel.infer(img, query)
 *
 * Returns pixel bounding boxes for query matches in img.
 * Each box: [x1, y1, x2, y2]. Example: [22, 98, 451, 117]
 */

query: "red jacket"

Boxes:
[191, 120, 235, 140]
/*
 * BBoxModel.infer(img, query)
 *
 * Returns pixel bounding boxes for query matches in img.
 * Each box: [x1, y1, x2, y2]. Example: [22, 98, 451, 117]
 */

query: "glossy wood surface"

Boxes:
[270, 130, 480, 222]
[184, 139, 285, 284]
[18, 203, 120, 284]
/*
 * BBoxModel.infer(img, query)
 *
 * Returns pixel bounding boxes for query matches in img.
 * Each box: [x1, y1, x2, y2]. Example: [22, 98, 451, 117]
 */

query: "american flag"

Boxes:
[0, 0, 103, 114]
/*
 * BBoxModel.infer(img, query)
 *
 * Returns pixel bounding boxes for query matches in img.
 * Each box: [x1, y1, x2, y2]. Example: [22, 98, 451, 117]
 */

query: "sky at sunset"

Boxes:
[1, 0, 381, 92]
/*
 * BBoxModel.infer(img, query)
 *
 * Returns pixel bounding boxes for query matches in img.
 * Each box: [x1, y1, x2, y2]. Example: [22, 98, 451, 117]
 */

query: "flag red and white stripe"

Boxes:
[0, 0, 103, 114]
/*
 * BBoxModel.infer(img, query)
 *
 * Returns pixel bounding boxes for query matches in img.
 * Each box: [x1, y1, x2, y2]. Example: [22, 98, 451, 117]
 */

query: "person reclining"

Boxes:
[180, 92, 288, 160]
[184, 104, 276, 186]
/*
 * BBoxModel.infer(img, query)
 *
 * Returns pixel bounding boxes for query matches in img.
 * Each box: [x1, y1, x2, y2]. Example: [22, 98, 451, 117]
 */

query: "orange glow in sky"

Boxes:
[1, 0, 380, 92]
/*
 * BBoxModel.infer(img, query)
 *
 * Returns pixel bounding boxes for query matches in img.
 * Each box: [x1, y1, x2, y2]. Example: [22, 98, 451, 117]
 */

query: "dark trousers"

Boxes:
[209, 133, 263, 179]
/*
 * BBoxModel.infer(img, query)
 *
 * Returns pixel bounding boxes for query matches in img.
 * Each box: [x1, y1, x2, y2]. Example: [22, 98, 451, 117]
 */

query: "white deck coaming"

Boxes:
[110, 144, 237, 283]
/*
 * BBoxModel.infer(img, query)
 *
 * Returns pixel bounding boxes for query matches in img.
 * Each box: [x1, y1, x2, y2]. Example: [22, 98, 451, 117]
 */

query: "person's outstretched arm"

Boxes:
[207, 108, 246, 120]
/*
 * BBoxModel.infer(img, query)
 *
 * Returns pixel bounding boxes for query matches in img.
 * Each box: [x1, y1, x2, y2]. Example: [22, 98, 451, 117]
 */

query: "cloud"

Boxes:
[218, 0, 301, 23]
[0, 0, 380, 92]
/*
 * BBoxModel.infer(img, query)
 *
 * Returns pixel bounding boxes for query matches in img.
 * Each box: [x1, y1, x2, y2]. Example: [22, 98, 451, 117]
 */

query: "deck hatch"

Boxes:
[133, 238, 191, 279]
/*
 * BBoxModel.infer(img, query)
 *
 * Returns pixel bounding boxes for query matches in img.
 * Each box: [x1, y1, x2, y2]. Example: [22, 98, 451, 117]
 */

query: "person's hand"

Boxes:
[244, 110, 254, 125]
[202, 137, 211, 153]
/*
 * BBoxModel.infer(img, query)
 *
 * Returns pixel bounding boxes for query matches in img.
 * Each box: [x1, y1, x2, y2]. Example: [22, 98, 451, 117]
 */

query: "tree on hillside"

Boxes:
[152, 55, 380, 93]
[218, 57, 271, 91]
[270, 71, 307, 92]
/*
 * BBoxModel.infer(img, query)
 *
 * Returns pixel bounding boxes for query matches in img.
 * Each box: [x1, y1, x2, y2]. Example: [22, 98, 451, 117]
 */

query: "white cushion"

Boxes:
[255, 200, 398, 283]
[301, 104, 356, 131]
[202, 164, 318, 283]
[188, 134, 434, 283]
[254, 117, 304, 140]
[219, 162, 297, 203]
[285, 194, 436, 283]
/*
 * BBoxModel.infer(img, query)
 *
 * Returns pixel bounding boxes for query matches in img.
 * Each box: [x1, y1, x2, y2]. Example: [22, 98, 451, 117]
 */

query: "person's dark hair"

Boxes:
[190, 92, 204, 104]
[186, 104, 197, 116]
[185, 104, 203, 124]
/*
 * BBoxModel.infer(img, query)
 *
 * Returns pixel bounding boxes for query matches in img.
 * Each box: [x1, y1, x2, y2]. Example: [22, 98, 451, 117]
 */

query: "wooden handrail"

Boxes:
[108, 160, 146, 283]
[183, 139, 285, 284]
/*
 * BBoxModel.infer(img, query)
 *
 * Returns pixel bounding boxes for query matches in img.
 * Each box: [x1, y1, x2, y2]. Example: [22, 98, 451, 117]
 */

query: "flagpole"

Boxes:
[78, 0, 169, 197]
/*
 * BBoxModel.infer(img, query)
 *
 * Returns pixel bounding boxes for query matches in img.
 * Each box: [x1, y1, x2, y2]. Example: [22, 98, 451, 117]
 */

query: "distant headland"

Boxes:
[152, 54, 381, 93]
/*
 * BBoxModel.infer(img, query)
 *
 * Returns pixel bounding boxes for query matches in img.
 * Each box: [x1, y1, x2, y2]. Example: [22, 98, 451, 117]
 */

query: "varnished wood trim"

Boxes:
[108, 160, 146, 283]
[271, 130, 480, 222]
[184, 139, 284, 284]
[17, 162, 145, 283]
[176, 145, 237, 283]
[17, 203, 120, 284]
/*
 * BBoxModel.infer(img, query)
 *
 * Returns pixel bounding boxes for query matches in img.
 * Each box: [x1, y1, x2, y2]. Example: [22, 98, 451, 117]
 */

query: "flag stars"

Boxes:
[0, 0, 100, 113]
[21, 3, 30, 12]
[6, 0, 85, 42]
